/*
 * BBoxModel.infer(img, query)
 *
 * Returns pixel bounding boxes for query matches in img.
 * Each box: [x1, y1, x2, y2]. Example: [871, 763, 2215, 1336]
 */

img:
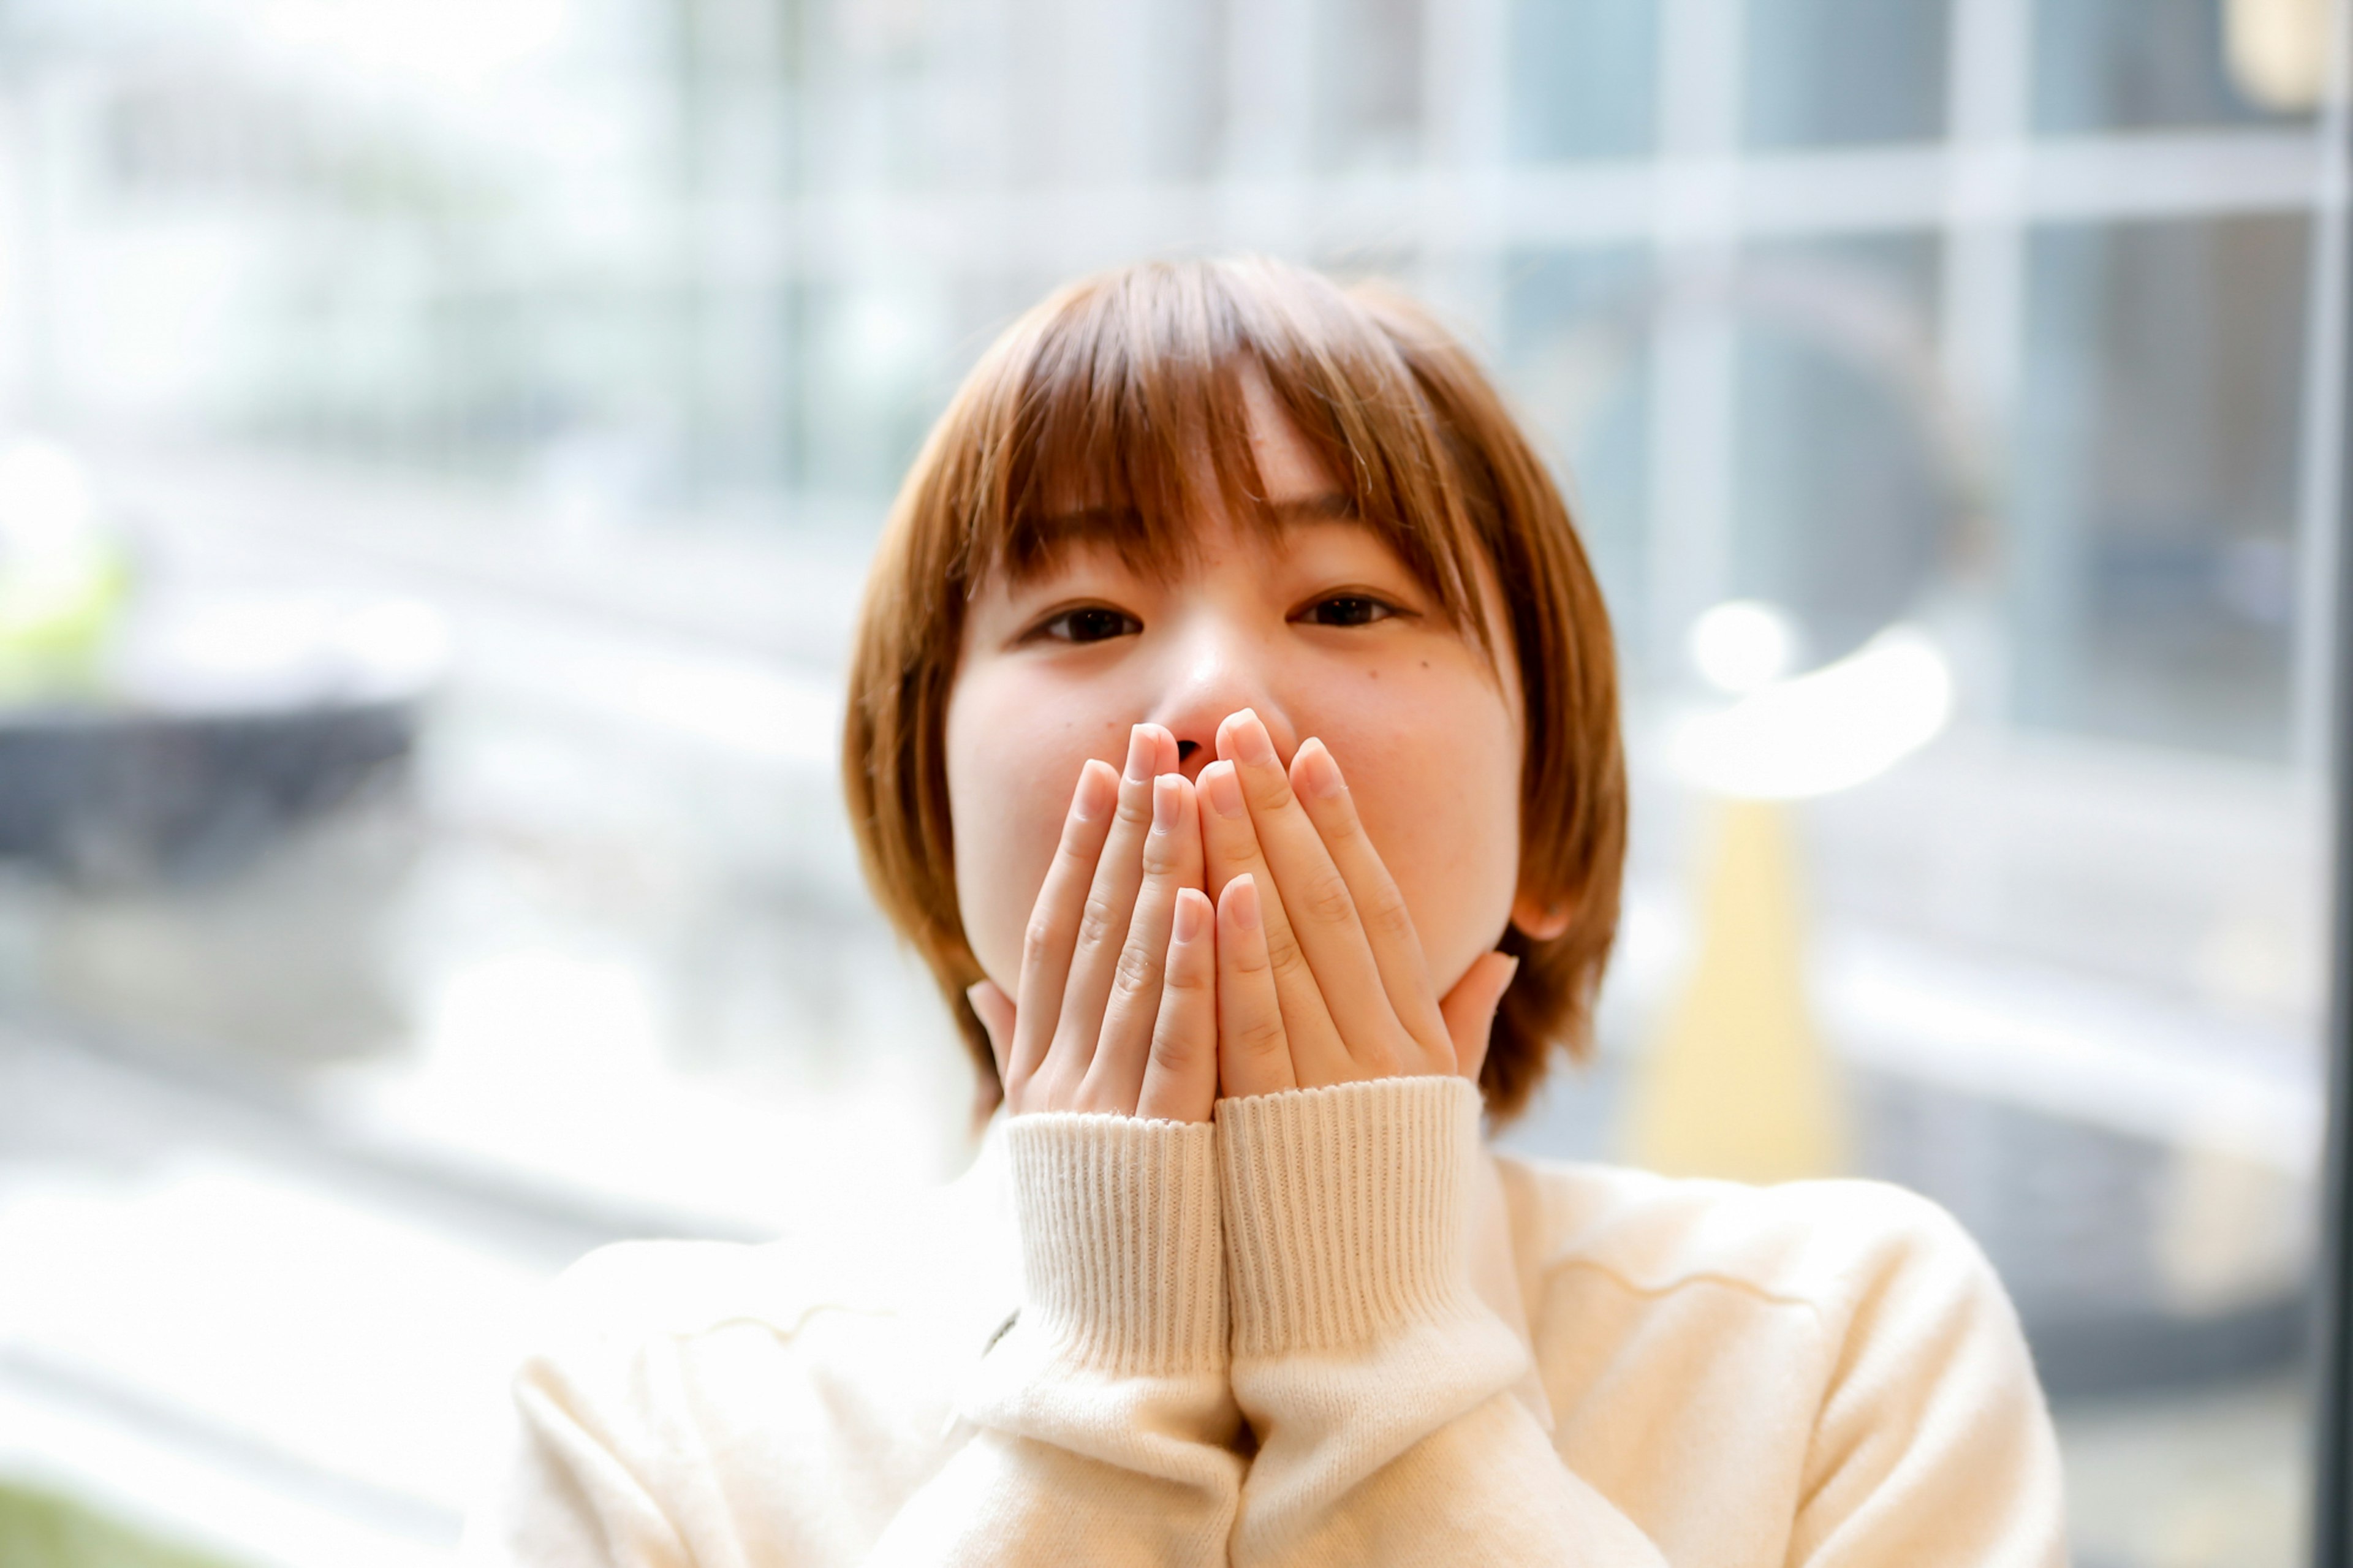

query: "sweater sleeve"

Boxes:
[865, 1112, 1245, 1567]
[1217, 1077, 1666, 1567]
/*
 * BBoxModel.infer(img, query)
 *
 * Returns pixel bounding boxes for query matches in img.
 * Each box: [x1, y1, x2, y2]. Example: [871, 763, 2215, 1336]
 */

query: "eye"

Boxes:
[1298, 593, 1400, 629]
[1035, 604, 1142, 644]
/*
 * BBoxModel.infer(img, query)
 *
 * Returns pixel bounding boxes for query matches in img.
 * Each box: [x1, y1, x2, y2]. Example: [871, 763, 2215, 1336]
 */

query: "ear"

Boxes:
[967, 980, 1017, 1087]
[1509, 887, 1573, 942]
[1438, 952, 1520, 1086]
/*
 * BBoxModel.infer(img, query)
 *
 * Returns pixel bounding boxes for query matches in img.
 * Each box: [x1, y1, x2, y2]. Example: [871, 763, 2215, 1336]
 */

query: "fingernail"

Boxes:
[1151, 773, 1181, 833]
[1227, 874, 1260, 931]
[1295, 739, 1343, 799]
[1202, 762, 1245, 819]
[1172, 888, 1206, 942]
[1123, 725, 1155, 782]
[1228, 710, 1277, 767]
[1072, 759, 1116, 821]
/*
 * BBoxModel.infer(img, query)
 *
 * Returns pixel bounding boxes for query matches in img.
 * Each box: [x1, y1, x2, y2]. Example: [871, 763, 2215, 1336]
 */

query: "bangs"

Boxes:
[952, 258, 1490, 642]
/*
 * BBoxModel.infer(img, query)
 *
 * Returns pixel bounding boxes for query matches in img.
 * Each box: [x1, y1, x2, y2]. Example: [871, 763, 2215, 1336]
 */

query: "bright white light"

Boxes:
[1668, 624, 1955, 800]
[257, 0, 570, 87]
[834, 289, 939, 396]
[1688, 599, 1798, 694]
[334, 599, 452, 699]
[110, 595, 449, 711]
[0, 437, 96, 555]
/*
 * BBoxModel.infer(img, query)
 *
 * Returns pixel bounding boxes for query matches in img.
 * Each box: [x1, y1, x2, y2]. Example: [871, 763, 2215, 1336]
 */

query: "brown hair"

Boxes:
[841, 256, 1624, 1126]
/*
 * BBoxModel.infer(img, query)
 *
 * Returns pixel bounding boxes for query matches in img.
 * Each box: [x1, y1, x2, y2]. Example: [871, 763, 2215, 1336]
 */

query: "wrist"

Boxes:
[1215, 1075, 1485, 1356]
[1003, 1112, 1227, 1374]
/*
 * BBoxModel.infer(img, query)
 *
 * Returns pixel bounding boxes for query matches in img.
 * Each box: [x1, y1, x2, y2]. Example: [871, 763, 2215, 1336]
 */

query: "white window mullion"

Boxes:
[1646, 0, 1746, 678]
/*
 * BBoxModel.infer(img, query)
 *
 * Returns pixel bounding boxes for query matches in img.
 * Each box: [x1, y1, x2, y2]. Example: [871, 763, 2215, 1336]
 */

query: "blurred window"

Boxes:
[1314, 0, 1428, 172]
[2034, 0, 2321, 133]
[1507, 0, 1659, 162]
[0, 1, 2339, 1565]
[2016, 215, 2310, 759]
[1501, 246, 1656, 660]
[1744, 0, 1952, 148]
[1732, 235, 1950, 662]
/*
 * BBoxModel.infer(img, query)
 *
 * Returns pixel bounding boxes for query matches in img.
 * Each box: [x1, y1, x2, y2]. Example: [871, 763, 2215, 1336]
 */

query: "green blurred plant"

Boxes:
[0, 438, 131, 705]
[0, 1480, 251, 1568]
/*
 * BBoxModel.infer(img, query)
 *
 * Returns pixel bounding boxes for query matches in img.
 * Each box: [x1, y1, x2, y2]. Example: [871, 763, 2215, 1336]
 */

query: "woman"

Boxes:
[463, 256, 2064, 1566]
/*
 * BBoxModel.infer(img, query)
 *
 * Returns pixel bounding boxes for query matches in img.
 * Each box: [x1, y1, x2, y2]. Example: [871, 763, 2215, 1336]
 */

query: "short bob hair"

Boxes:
[842, 256, 1624, 1127]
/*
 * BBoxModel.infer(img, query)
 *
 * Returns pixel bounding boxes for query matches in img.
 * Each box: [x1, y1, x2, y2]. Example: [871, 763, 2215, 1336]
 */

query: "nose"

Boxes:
[1146, 621, 1298, 782]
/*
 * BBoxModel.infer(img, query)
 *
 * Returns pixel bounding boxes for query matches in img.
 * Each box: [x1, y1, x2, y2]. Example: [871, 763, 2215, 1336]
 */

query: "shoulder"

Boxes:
[521, 1157, 1020, 1388]
[1494, 1155, 2001, 1322]
[530, 1235, 852, 1356]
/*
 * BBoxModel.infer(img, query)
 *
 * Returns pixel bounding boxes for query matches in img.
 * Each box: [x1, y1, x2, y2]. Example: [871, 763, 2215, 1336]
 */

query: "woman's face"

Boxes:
[944, 374, 1531, 1006]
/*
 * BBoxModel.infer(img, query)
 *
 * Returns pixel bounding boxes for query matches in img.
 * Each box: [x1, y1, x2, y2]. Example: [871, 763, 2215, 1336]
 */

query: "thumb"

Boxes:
[968, 979, 1017, 1091]
[1438, 952, 1519, 1088]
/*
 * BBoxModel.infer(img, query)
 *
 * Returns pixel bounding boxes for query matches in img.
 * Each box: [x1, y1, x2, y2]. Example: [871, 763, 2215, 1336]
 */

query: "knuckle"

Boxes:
[1300, 874, 1355, 926]
[1022, 911, 1065, 961]
[1243, 766, 1293, 809]
[1233, 1016, 1287, 1059]
[1112, 940, 1159, 996]
[1049, 838, 1094, 881]
[1148, 1031, 1199, 1080]
[1264, 923, 1309, 977]
[1075, 894, 1119, 950]
[1363, 887, 1415, 945]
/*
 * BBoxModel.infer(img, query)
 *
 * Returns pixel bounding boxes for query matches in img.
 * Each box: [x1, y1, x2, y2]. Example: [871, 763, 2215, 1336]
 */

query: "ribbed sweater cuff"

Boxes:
[1217, 1075, 1484, 1357]
[1003, 1113, 1227, 1376]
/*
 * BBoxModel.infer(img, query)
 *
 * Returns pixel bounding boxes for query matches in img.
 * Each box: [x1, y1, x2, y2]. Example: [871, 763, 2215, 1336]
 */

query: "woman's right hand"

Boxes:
[967, 723, 1220, 1124]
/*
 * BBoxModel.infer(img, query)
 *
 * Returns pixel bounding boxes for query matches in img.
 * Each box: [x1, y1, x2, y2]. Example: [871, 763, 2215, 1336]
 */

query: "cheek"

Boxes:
[1316, 662, 1522, 991]
[944, 668, 1126, 988]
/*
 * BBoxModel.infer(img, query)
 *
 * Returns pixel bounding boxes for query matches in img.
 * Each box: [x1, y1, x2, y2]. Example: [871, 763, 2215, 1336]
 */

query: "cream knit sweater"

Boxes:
[462, 1077, 2065, 1566]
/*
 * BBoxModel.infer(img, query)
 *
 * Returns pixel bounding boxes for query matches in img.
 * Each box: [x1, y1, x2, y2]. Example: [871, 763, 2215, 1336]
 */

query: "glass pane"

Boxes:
[1313, 0, 1427, 172]
[0, 2, 2332, 1565]
[1499, 247, 1655, 667]
[2015, 215, 2309, 759]
[1745, 0, 1952, 148]
[2034, 0, 2321, 134]
[1731, 234, 1948, 660]
[1507, 0, 1659, 162]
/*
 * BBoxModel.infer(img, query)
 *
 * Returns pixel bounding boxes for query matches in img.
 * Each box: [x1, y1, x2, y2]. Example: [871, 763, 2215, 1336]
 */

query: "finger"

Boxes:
[1047, 724, 1179, 1098]
[1218, 710, 1417, 1076]
[1289, 737, 1452, 1060]
[1085, 771, 1203, 1113]
[1438, 951, 1520, 1086]
[1009, 759, 1120, 1093]
[1199, 757, 1348, 1085]
[969, 979, 1017, 1092]
[1139, 887, 1218, 1123]
[1216, 874, 1296, 1099]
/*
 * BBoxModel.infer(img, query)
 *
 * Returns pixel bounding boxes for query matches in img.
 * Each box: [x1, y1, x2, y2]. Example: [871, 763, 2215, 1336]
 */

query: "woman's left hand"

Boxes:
[1196, 707, 1520, 1101]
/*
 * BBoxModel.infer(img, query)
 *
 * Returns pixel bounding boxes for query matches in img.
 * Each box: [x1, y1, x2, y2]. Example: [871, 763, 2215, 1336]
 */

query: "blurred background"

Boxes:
[0, 0, 2340, 1563]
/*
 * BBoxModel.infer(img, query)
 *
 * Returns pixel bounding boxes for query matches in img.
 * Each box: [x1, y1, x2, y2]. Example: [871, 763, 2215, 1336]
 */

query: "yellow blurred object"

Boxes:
[0, 436, 131, 700]
[1623, 797, 1847, 1184]
[0, 536, 129, 699]
[2226, 0, 2335, 112]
